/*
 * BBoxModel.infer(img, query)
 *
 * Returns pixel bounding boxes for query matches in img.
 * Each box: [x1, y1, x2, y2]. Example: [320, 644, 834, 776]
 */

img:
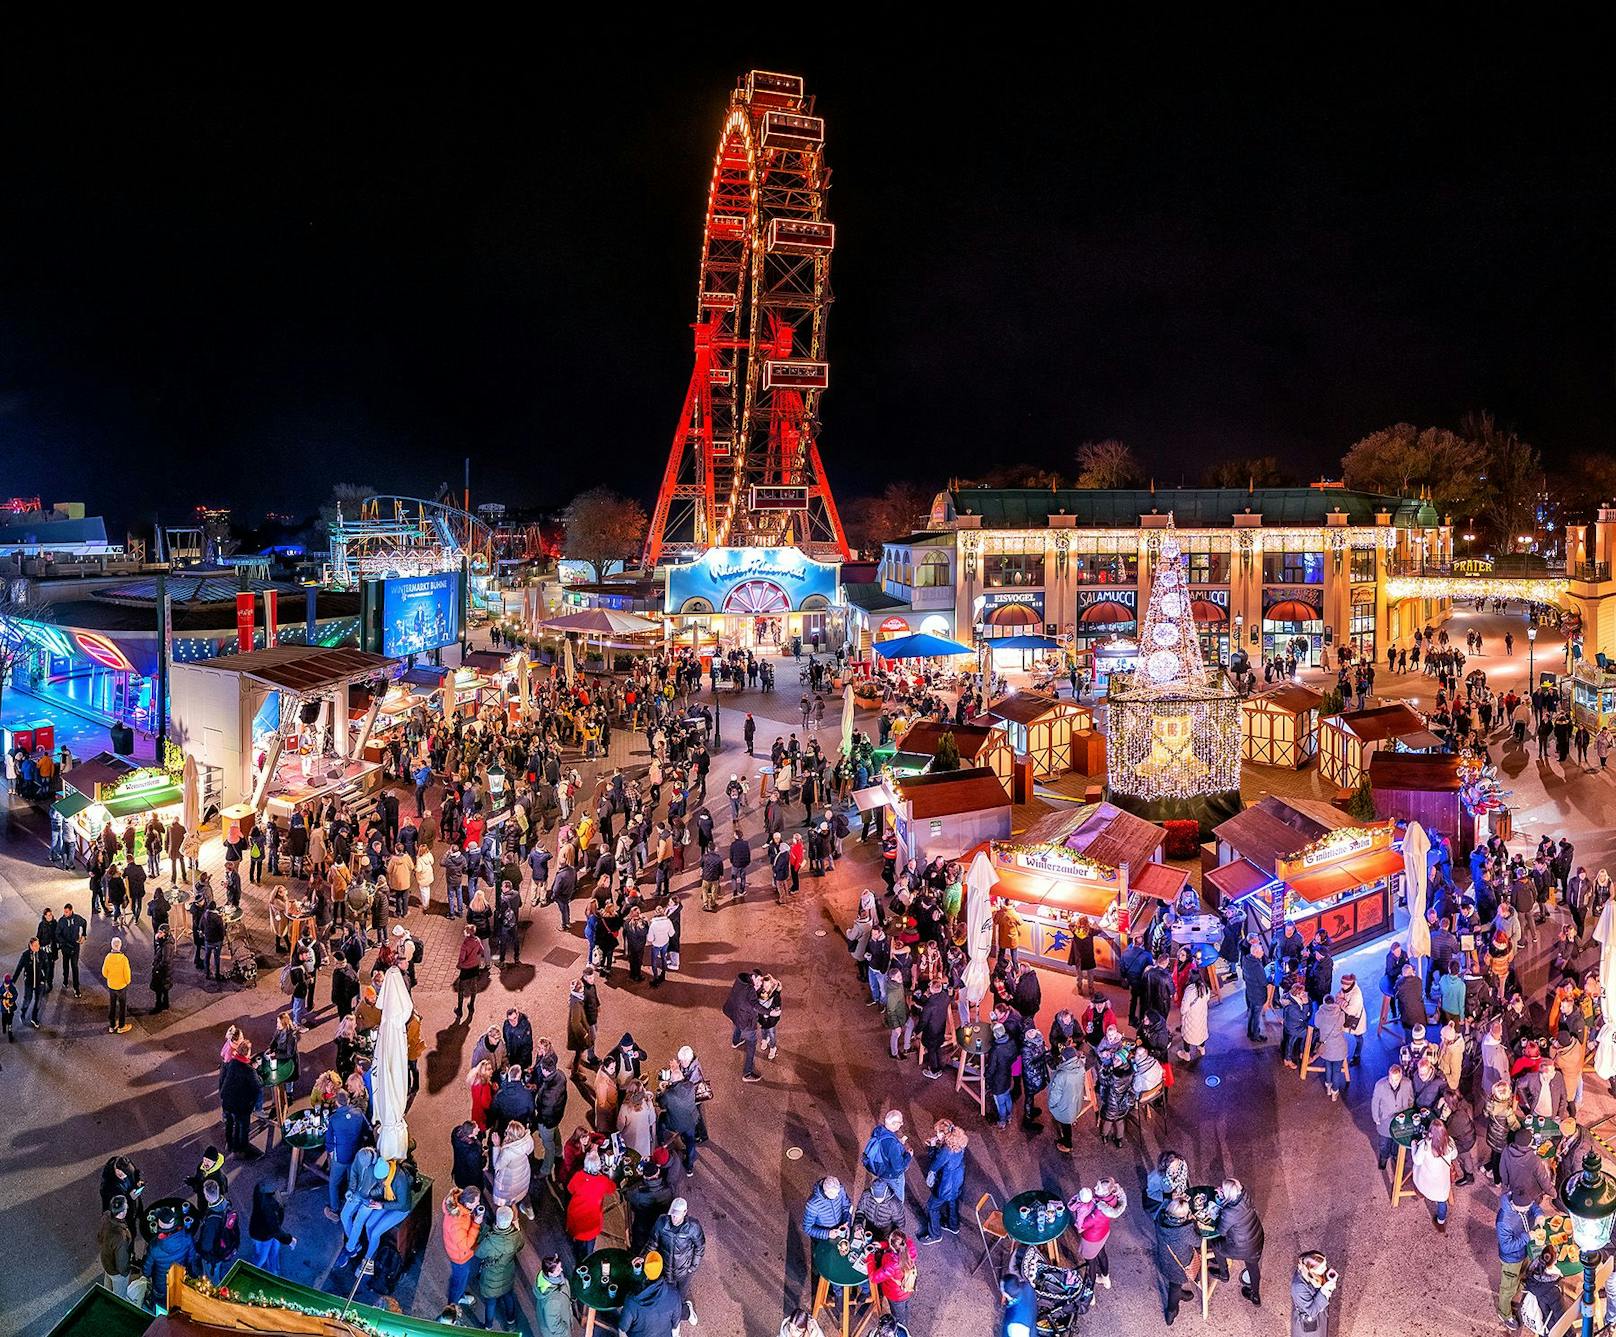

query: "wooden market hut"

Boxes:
[984, 691, 1092, 780]
[896, 718, 1016, 790]
[1368, 750, 1513, 855]
[1241, 683, 1324, 769]
[1318, 701, 1441, 790]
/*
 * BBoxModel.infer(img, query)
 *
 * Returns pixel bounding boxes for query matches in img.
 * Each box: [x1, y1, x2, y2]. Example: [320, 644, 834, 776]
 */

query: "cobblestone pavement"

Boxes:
[1, 627, 1611, 1336]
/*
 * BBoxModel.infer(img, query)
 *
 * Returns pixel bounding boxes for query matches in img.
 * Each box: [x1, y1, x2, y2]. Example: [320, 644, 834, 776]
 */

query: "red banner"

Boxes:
[236, 592, 255, 652]
[263, 588, 279, 648]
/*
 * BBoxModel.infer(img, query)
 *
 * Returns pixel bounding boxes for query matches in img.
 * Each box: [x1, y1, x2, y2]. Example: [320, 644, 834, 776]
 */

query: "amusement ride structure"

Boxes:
[326, 495, 497, 590]
[645, 71, 851, 567]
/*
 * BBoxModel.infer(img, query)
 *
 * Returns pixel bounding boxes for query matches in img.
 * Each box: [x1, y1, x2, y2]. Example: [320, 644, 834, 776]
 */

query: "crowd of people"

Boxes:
[15, 610, 1611, 1336]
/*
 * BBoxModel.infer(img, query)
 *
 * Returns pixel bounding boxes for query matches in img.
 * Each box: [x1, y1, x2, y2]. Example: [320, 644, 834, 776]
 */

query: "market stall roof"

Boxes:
[1132, 862, 1191, 902]
[984, 690, 1081, 727]
[62, 751, 136, 795]
[1335, 701, 1429, 742]
[53, 791, 93, 821]
[196, 645, 395, 694]
[1206, 858, 1274, 902]
[1369, 751, 1465, 791]
[101, 782, 184, 820]
[892, 766, 1010, 817]
[42, 1284, 152, 1337]
[1019, 800, 1166, 872]
[1214, 795, 1350, 877]
[843, 581, 907, 613]
[897, 720, 1005, 762]
[1254, 684, 1325, 714]
[1287, 848, 1406, 904]
[460, 649, 516, 672]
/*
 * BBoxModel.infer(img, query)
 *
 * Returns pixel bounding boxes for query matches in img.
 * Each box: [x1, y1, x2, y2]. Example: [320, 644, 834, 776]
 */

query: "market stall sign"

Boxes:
[991, 839, 1120, 884]
[1276, 821, 1394, 880]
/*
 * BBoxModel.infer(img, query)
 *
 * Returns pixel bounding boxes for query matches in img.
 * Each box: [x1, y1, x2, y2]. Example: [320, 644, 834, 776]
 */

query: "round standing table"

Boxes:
[811, 1236, 881, 1337]
[573, 1247, 647, 1336]
[1189, 1185, 1225, 1320]
[1387, 1107, 1433, 1206]
[1003, 1190, 1071, 1264]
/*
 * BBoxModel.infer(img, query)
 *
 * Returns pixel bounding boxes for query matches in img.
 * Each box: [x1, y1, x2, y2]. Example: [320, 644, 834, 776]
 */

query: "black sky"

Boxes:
[2, 26, 1611, 532]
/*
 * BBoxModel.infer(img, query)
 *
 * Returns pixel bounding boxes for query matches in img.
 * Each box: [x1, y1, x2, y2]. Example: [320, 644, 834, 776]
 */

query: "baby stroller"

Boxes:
[1026, 1249, 1096, 1336]
[219, 905, 259, 984]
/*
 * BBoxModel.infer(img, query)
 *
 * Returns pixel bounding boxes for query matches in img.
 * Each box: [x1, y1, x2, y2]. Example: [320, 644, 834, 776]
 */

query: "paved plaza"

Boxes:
[1, 612, 1612, 1335]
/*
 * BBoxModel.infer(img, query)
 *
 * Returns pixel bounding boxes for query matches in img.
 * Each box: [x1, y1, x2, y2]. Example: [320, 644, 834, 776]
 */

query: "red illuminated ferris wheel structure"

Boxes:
[644, 70, 851, 567]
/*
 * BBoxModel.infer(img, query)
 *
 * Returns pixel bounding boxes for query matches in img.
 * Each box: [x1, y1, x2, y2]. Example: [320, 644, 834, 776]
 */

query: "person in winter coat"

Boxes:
[247, 1181, 296, 1275]
[440, 1186, 484, 1309]
[1095, 1051, 1136, 1148]
[475, 1204, 523, 1331]
[491, 1119, 535, 1221]
[915, 1119, 967, 1242]
[656, 1063, 702, 1174]
[1018, 1021, 1050, 1131]
[533, 1253, 575, 1337]
[1411, 1121, 1457, 1230]
[144, 1203, 195, 1283]
[1482, 1080, 1522, 1183]
[1280, 982, 1309, 1068]
[1500, 1125, 1553, 1207]
[723, 970, 763, 1081]
[651, 1197, 706, 1325]
[1152, 1196, 1200, 1324]
[1046, 1044, 1088, 1152]
[565, 1152, 615, 1262]
[619, 1250, 684, 1337]
[868, 1230, 918, 1326]
[1290, 1252, 1337, 1336]
[1337, 972, 1368, 1064]
[862, 1109, 914, 1205]
[1068, 1178, 1127, 1288]
[1178, 974, 1211, 1063]
[1313, 995, 1349, 1100]
[1370, 1064, 1414, 1169]
[218, 1039, 264, 1157]
[984, 1022, 1017, 1126]
[1213, 1178, 1264, 1306]
[801, 1177, 853, 1240]
[99, 1196, 138, 1296]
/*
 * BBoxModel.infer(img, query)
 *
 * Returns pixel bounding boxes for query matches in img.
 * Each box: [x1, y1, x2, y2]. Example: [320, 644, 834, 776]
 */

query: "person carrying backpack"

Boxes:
[194, 1179, 240, 1283]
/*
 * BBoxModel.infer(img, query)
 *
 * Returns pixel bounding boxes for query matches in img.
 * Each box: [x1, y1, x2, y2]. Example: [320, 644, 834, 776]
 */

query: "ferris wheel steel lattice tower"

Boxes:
[644, 70, 851, 567]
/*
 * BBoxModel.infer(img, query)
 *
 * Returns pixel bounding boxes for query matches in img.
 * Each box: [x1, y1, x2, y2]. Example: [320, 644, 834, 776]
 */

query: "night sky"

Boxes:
[2, 29, 1610, 532]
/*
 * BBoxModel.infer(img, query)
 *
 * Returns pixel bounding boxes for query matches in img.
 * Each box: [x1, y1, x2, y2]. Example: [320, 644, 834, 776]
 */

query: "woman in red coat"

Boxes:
[467, 1059, 494, 1134]
[868, 1229, 918, 1327]
[565, 1151, 615, 1261]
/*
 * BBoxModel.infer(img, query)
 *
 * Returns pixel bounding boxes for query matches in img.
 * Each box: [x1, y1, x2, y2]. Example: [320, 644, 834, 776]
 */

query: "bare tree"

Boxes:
[561, 488, 648, 579]
[842, 481, 938, 554]
[1464, 411, 1542, 550]
[1201, 455, 1289, 488]
[1340, 424, 1484, 514]
[1074, 439, 1144, 488]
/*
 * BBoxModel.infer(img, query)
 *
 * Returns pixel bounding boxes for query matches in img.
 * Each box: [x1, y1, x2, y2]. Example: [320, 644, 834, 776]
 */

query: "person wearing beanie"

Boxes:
[619, 1248, 683, 1336]
[625, 1151, 676, 1252]
[475, 1203, 523, 1331]
[102, 936, 132, 1033]
[144, 1203, 195, 1285]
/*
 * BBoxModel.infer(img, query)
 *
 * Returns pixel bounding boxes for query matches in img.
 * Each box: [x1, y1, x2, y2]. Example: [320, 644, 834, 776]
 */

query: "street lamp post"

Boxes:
[1528, 624, 1537, 694]
[1558, 1151, 1616, 1337]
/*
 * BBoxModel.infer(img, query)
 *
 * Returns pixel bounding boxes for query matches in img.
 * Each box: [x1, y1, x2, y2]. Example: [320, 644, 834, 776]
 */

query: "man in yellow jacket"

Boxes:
[103, 937, 132, 1033]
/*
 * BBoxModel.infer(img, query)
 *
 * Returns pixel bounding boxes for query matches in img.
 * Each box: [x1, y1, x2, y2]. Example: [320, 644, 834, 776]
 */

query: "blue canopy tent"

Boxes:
[873, 631, 976, 659]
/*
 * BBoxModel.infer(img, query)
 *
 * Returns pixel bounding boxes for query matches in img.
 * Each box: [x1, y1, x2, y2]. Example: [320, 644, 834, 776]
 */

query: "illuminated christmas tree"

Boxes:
[1134, 524, 1208, 690]
[1105, 517, 1243, 833]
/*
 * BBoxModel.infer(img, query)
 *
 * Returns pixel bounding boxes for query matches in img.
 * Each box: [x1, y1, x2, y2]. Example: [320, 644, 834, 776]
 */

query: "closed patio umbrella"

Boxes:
[372, 966, 412, 1161]
[963, 851, 996, 1012]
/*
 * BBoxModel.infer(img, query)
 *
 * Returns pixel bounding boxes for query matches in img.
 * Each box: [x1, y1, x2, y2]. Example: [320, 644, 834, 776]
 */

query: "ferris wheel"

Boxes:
[645, 71, 851, 567]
